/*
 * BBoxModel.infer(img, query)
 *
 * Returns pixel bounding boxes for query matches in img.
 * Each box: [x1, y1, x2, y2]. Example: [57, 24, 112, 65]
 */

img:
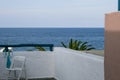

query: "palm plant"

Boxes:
[61, 39, 95, 51]
[35, 46, 46, 51]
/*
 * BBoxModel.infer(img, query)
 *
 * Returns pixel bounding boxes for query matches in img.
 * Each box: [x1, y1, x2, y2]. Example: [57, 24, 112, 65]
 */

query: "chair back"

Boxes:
[10, 56, 26, 69]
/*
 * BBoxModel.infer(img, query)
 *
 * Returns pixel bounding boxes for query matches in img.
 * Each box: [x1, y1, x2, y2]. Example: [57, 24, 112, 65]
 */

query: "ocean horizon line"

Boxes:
[0, 28, 104, 50]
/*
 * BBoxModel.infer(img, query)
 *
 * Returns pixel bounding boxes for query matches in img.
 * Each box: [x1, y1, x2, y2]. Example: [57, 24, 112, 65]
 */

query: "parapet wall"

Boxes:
[54, 47, 104, 80]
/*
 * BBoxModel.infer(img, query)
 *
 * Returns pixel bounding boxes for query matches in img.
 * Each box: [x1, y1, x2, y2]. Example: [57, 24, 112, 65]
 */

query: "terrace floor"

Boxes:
[28, 78, 56, 80]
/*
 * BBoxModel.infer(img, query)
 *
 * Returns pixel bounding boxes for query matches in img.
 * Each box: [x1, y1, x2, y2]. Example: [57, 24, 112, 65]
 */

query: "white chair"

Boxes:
[7, 56, 27, 80]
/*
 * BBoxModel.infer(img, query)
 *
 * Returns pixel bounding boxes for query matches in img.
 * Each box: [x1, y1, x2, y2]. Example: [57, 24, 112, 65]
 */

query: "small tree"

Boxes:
[61, 39, 95, 51]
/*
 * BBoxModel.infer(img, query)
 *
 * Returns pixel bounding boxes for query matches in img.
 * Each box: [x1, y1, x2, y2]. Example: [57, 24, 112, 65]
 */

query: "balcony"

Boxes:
[0, 47, 104, 80]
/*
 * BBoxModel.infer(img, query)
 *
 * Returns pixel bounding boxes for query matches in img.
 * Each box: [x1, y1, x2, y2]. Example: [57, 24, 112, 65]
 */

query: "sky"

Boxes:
[0, 0, 118, 28]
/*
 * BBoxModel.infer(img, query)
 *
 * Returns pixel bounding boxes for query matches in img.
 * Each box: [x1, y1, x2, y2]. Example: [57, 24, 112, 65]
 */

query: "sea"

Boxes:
[0, 28, 104, 51]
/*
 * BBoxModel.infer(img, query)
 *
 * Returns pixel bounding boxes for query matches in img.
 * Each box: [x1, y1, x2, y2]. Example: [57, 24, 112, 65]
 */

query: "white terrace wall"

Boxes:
[0, 51, 55, 79]
[0, 47, 104, 80]
[54, 47, 104, 80]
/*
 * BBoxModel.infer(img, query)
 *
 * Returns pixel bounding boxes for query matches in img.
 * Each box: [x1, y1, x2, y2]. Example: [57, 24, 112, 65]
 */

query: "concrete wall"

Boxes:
[0, 51, 55, 79]
[105, 12, 120, 80]
[54, 47, 104, 80]
[0, 47, 104, 80]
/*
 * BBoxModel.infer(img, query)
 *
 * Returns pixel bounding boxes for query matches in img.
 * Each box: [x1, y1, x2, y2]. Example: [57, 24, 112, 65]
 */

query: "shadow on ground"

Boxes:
[19, 78, 56, 80]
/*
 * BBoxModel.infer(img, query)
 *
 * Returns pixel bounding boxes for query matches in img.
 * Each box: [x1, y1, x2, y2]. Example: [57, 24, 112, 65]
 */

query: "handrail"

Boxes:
[0, 44, 54, 51]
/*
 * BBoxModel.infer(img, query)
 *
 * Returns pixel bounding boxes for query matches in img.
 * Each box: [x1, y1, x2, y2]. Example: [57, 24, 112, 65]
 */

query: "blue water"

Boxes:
[0, 28, 104, 50]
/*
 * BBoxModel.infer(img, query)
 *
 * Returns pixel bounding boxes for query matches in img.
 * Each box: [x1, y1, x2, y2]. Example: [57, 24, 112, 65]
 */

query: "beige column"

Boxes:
[105, 12, 120, 80]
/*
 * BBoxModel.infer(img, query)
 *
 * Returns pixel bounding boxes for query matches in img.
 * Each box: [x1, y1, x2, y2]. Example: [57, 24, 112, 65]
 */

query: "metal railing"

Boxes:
[0, 44, 54, 52]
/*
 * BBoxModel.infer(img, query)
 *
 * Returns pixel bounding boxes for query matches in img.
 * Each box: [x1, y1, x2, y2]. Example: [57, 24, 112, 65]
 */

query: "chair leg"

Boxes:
[24, 63, 27, 80]
[24, 70, 26, 80]
[17, 70, 22, 80]
[14, 70, 17, 78]
[6, 71, 9, 80]
[24, 69, 27, 80]
[7, 70, 11, 80]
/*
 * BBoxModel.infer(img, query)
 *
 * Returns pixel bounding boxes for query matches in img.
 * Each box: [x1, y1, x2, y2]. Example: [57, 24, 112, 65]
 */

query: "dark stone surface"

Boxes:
[20, 78, 56, 80]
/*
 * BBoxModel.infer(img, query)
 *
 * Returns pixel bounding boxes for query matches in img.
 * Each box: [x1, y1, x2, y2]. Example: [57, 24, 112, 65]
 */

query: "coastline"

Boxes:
[85, 50, 104, 57]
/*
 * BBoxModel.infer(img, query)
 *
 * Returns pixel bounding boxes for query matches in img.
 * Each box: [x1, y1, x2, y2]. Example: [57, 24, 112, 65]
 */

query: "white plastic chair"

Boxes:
[7, 56, 27, 80]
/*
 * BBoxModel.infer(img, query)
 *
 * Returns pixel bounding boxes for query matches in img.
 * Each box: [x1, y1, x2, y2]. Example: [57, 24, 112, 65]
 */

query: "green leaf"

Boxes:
[61, 38, 95, 51]
[35, 46, 46, 51]
[61, 42, 67, 48]
[69, 39, 73, 49]
[87, 47, 95, 50]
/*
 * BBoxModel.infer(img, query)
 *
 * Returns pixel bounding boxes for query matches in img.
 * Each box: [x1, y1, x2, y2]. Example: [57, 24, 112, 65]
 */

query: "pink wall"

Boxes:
[105, 12, 120, 80]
